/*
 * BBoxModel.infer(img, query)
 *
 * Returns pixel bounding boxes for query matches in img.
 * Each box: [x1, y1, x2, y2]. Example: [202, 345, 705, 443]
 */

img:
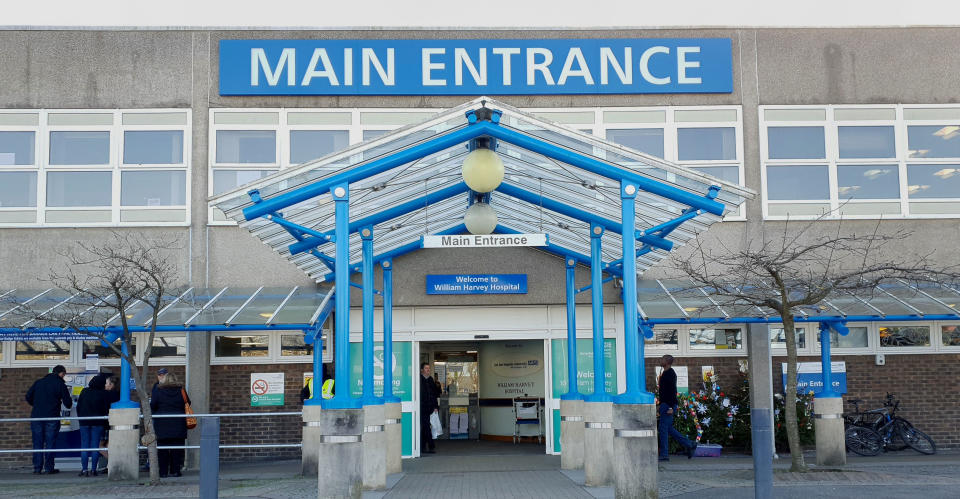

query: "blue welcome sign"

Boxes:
[219, 38, 733, 96]
[426, 274, 528, 295]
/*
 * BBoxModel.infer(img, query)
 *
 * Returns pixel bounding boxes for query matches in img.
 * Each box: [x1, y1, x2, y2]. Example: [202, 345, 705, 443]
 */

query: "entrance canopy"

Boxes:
[210, 97, 754, 281]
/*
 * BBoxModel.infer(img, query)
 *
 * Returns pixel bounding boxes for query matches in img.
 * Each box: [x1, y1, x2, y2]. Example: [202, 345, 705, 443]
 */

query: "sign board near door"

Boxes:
[426, 274, 527, 295]
[349, 341, 413, 401]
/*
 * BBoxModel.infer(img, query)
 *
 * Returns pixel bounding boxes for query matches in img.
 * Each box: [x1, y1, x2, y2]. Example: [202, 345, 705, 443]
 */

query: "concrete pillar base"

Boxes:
[612, 403, 658, 499]
[362, 404, 387, 490]
[107, 408, 140, 481]
[384, 402, 403, 474]
[814, 397, 846, 466]
[583, 401, 614, 486]
[559, 399, 585, 470]
[317, 408, 364, 499]
[302, 405, 324, 476]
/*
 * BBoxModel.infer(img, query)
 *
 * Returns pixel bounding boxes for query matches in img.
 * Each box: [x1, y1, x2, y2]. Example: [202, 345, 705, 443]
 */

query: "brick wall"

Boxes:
[208, 363, 310, 463]
[0, 367, 50, 468]
[643, 353, 960, 450]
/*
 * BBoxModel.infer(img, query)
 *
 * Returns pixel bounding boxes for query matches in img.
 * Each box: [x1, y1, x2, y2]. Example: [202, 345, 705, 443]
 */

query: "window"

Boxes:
[16, 340, 70, 361]
[214, 334, 269, 358]
[149, 334, 187, 359]
[645, 328, 679, 350]
[83, 337, 135, 359]
[0, 131, 35, 165]
[677, 127, 736, 161]
[290, 130, 349, 164]
[816, 326, 870, 349]
[942, 325, 960, 347]
[280, 334, 313, 357]
[606, 128, 664, 158]
[0, 109, 190, 227]
[0, 171, 37, 207]
[879, 325, 931, 348]
[689, 327, 742, 350]
[120, 171, 186, 206]
[770, 327, 806, 349]
[49, 131, 110, 165]
[46, 171, 112, 207]
[123, 131, 183, 164]
[216, 130, 276, 164]
[762, 105, 960, 218]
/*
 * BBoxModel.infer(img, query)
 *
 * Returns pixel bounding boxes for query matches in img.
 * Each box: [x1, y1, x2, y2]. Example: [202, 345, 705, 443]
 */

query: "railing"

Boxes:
[0, 411, 304, 497]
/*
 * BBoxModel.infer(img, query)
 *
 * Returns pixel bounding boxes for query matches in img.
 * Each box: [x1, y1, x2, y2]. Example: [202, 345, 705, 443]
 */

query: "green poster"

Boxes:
[349, 341, 412, 401]
[550, 338, 617, 397]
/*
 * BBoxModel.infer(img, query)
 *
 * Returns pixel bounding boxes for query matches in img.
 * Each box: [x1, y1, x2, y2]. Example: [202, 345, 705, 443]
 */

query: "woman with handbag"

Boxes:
[150, 372, 191, 477]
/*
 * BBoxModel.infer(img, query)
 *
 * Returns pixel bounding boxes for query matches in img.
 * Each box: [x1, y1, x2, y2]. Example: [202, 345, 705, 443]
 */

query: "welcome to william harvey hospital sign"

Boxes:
[219, 38, 733, 96]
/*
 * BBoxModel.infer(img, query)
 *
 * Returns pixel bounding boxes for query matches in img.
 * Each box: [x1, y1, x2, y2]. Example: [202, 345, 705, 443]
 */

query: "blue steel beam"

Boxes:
[382, 259, 400, 403]
[616, 182, 654, 404]
[287, 182, 472, 256]
[560, 258, 582, 401]
[585, 224, 611, 403]
[495, 183, 673, 252]
[493, 225, 607, 274]
[360, 227, 382, 405]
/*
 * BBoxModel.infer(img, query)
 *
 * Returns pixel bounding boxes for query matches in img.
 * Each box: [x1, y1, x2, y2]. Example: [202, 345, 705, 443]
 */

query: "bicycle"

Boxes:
[843, 393, 936, 456]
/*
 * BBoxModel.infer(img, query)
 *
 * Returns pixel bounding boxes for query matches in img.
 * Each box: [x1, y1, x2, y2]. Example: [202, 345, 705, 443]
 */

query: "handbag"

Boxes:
[181, 388, 197, 429]
[429, 411, 442, 439]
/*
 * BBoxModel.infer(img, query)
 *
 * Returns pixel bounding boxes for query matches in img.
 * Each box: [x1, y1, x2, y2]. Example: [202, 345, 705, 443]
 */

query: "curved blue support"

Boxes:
[560, 259, 582, 401]
[324, 183, 362, 410]
[615, 183, 655, 405]
[584, 224, 610, 403]
[817, 322, 842, 398]
[382, 260, 401, 404]
[112, 335, 138, 409]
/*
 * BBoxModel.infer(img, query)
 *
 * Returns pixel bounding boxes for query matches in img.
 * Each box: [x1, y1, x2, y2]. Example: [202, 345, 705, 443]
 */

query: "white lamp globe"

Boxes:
[464, 202, 498, 235]
[461, 148, 504, 193]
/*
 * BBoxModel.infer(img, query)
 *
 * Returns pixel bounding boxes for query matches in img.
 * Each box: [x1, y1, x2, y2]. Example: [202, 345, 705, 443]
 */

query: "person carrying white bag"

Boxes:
[419, 362, 440, 454]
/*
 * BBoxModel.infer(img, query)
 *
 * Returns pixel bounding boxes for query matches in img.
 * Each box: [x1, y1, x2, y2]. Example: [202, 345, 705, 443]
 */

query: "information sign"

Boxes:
[426, 274, 527, 295]
[781, 362, 847, 395]
[422, 233, 547, 248]
[250, 372, 285, 406]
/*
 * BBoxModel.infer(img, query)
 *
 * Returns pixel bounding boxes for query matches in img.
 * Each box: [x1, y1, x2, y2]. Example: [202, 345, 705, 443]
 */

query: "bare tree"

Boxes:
[12, 233, 182, 484]
[673, 215, 959, 471]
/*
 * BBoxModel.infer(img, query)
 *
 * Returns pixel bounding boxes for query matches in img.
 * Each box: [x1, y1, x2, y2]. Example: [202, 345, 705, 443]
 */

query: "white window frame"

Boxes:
[937, 321, 960, 352]
[9, 338, 77, 366]
[761, 104, 960, 220]
[876, 322, 936, 354]
[209, 330, 315, 365]
[0, 109, 191, 228]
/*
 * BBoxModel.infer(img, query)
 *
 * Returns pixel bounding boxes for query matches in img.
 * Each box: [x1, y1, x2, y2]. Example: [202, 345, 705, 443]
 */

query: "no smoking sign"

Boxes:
[250, 373, 284, 406]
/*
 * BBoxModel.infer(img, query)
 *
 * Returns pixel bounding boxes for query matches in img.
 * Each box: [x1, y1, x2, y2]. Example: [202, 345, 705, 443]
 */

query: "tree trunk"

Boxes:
[138, 392, 160, 483]
[781, 313, 807, 472]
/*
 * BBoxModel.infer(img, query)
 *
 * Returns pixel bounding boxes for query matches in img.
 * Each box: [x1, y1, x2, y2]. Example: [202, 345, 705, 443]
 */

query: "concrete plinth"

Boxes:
[362, 404, 387, 490]
[612, 403, 658, 499]
[107, 408, 140, 481]
[814, 397, 846, 466]
[317, 408, 364, 499]
[384, 402, 402, 474]
[302, 405, 324, 476]
[583, 401, 614, 486]
[560, 399, 585, 470]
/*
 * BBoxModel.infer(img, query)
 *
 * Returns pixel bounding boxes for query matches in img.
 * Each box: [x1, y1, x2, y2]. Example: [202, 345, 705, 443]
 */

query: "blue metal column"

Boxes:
[561, 259, 581, 401]
[382, 259, 400, 403]
[324, 183, 361, 409]
[585, 224, 610, 402]
[360, 226, 382, 406]
[616, 184, 654, 404]
[306, 329, 323, 405]
[113, 335, 137, 408]
[818, 322, 840, 398]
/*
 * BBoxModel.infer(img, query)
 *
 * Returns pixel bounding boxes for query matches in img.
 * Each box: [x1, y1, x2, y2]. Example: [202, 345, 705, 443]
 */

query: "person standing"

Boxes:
[151, 372, 190, 477]
[419, 362, 439, 454]
[76, 375, 110, 476]
[25, 364, 73, 474]
[657, 354, 696, 461]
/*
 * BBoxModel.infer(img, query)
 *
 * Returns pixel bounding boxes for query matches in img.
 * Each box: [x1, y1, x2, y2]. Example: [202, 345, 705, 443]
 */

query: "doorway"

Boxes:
[418, 339, 547, 456]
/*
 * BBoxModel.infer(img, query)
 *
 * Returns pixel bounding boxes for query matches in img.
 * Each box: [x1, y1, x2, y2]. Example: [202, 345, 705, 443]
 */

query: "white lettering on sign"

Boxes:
[422, 233, 547, 248]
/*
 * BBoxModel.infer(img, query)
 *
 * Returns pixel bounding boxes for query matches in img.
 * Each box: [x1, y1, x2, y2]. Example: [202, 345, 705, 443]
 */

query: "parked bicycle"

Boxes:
[843, 393, 936, 456]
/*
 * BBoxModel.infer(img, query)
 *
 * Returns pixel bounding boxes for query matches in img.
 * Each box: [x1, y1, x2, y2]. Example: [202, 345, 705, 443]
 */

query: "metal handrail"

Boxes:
[148, 412, 302, 418]
[0, 448, 108, 454]
[0, 416, 109, 422]
[138, 443, 302, 450]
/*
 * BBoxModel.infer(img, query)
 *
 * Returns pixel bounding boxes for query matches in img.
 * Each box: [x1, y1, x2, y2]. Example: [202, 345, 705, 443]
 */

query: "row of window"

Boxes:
[0, 331, 328, 366]
[761, 105, 960, 218]
[647, 322, 960, 355]
[4, 105, 960, 226]
[0, 110, 191, 226]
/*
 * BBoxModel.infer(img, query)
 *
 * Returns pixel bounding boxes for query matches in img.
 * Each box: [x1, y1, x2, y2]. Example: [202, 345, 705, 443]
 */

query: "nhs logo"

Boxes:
[219, 39, 733, 96]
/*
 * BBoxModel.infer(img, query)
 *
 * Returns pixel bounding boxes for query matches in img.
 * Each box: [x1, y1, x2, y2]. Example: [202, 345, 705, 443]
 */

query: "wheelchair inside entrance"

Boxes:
[417, 340, 548, 456]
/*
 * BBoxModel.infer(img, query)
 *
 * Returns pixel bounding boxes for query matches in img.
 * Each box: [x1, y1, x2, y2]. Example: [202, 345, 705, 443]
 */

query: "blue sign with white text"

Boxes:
[781, 362, 847, 395]
[426, 274, 528, 295]
[219, 38, 733, 96]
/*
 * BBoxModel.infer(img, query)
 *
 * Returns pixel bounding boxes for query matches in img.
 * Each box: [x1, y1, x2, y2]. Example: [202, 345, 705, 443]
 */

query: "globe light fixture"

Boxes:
[461, 148, 504, 193]
[464, 202, 498, 234]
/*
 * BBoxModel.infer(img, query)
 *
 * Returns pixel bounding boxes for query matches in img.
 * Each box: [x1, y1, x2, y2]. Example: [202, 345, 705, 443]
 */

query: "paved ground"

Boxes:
[1, 444, 958, 498]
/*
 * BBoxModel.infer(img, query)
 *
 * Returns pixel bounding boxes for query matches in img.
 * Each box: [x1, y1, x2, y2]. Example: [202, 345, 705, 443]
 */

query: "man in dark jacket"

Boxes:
[25, 365, 72, 474]
[419, 362, 439, 454]
[657, 355, 696, 461]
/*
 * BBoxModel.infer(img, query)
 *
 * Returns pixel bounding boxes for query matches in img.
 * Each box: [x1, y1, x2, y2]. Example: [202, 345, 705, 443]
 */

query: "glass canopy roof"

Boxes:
[636, 278, 960, 322]
[0, 286, 333, 334]
[210, 97, 756, 283]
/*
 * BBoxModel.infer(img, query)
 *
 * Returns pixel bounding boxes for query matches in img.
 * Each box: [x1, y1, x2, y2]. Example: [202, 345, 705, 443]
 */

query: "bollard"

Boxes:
[814, 397, 846, 466]
[582, 401, 614, 486]
[612, 403, 657, 499]
[317, 408, 364, 499]
[560, 399, 585, 470]
[199, 416, 220, 499]
[107, 408, 140, 481]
